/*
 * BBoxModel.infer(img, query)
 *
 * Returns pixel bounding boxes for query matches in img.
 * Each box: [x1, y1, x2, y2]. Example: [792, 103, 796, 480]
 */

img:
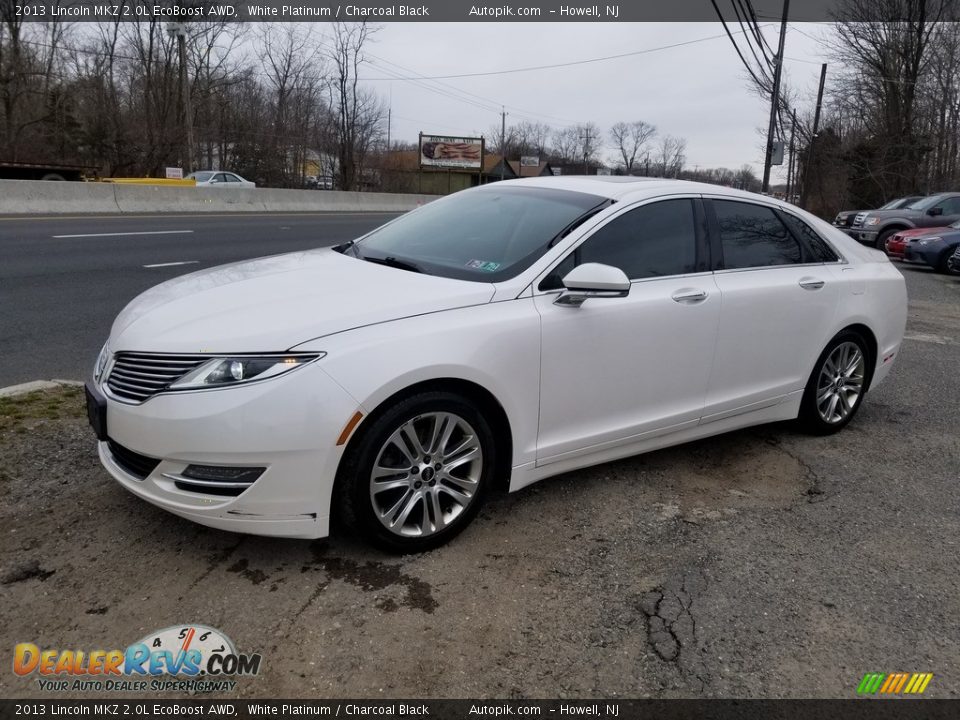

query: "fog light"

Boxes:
[181, 465, 265, 484]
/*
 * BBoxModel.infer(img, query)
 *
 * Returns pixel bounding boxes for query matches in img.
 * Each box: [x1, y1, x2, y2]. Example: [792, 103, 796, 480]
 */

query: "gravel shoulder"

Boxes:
[2, 268, 958, 700]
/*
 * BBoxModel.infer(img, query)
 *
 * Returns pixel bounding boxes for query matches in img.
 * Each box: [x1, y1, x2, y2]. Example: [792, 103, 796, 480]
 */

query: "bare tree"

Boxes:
[655, 135, 687, 177]
[328, 22, 385, 191]
[609, 120, 657, 174]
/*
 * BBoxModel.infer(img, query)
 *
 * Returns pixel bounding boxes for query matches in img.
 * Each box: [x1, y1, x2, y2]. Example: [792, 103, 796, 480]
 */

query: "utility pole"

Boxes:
[500, 107, 506, 182]
[761, 0, 790, 194]
[786, 109, 797, 200]
[167, 22, 193, 175]
[386, 107, 391, 153]
[800, 63, 828, 209]
[580, 126, 593, 175]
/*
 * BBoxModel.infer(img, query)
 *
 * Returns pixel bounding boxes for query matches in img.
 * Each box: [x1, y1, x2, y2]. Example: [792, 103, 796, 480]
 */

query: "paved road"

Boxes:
[0, 213, 400, 386]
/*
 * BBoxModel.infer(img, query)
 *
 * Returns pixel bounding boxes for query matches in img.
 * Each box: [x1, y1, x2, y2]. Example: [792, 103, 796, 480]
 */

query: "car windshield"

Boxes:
[353, 186, 609, 282]
[190, 172, 215, 182]
[905, 196, 944, 211]
[880, 197, 916, 210]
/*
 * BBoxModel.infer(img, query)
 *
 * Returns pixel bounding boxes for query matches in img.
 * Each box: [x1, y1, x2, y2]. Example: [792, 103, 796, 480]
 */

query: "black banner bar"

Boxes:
[8, 0, 922, 23]
[2, 700, 960, 720]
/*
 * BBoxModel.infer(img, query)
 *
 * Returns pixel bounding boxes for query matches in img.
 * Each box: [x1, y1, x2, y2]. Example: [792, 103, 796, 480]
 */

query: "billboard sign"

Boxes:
[419, 134, 483, 169]
[520, 156, 539, 167]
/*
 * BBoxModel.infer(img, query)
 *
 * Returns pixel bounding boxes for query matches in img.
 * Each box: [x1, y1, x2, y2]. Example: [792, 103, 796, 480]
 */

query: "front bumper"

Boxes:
[903, 242, 945, 268]
[854, 228, 879, 245]
[92, 363, 363, 539]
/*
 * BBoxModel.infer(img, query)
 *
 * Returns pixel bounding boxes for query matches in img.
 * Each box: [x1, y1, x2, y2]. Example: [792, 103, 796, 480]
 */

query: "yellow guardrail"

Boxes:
[100, 178, 197, 187]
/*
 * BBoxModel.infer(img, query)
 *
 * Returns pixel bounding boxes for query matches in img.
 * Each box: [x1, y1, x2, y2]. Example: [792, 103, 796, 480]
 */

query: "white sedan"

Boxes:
[186, 170, 256, 188]
[85, 178, 906, 552]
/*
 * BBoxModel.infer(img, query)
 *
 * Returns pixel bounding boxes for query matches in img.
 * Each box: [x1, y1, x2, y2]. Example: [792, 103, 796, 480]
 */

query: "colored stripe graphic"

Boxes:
[858, 672, 933, 695]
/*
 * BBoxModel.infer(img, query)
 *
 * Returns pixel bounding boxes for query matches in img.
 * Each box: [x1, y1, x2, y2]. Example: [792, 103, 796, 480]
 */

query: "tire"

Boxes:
[875, 227, 900, 251]
[935, 249, 955, 274]
[337, 391, 497, 553]
[798, 331, 871, 435]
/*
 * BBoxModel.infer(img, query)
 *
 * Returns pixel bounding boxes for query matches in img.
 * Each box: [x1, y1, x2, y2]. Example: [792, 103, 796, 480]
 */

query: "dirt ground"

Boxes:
[2, 267, 959, 700]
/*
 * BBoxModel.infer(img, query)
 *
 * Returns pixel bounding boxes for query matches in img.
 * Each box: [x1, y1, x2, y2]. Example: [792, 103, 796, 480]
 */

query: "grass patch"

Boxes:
[0, 386, 85, 434]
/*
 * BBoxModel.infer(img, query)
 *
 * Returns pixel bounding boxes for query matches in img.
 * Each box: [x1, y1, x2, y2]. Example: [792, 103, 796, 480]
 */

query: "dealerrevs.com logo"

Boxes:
[13, 624, 262, 693]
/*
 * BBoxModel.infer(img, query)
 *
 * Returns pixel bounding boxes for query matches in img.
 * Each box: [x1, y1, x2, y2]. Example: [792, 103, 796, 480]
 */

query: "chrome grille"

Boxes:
[853, 212, 867, 227]
[106, 352, 209, 403]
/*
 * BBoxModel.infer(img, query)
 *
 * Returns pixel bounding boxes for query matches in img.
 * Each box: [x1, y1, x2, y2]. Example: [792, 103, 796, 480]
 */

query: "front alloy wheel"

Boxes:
[339, 391, 496, 552]
[370, 412, 483, 538]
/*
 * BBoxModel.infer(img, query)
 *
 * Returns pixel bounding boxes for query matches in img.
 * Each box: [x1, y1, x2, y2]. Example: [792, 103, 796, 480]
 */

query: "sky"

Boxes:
[355, 22, 831, 181]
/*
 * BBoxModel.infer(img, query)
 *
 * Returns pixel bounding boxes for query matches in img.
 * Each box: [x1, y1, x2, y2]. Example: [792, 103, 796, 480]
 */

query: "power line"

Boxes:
[359, 27, 774, 82]
[710, 0, 771, 89]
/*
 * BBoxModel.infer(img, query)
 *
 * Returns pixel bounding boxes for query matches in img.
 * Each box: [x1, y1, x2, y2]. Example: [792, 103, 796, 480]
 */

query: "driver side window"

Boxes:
[539, 199, 698, 290]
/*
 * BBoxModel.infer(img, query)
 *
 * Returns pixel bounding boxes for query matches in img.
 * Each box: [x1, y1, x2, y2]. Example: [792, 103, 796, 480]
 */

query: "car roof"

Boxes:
[485, 176, 793, 207]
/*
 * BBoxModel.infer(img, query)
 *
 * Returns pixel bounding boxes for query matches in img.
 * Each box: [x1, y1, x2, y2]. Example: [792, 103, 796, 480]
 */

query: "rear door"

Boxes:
[702, 198, 841, 421]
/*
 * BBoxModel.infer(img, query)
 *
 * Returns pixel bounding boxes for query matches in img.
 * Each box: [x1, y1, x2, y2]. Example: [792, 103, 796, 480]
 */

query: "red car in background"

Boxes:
[885, 226, 953, 260]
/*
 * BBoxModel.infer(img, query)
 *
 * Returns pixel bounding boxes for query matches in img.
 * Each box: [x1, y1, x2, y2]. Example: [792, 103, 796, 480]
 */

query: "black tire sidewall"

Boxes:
[342, 391, 496, 553]
[799, 331, 871, 435]
[876, 228, 898, 251]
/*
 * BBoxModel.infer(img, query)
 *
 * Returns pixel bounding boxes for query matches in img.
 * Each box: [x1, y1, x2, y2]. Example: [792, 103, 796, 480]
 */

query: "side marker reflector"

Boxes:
[336, 411, 364, 446]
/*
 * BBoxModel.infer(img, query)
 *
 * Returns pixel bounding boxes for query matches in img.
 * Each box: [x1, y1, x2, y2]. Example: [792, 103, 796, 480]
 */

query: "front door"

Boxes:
[534, 197, 720, 465]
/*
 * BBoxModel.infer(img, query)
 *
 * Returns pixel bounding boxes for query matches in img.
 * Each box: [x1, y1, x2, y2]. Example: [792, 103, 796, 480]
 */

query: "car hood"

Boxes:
[111, 249, 496, 352]
[896, 226, 954, 239]
[862, 208, 926, 221]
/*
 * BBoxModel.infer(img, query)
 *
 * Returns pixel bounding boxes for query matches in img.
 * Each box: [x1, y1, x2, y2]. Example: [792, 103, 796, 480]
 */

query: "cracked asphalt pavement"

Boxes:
[1, 265, 958, 700]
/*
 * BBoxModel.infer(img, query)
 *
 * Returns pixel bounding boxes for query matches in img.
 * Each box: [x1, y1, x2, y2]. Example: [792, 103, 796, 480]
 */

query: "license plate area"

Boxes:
[85, 382, 108, 441]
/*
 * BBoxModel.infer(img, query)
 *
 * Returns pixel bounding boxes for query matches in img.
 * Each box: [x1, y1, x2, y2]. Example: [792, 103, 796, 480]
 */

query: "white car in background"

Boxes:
[187, 170, 256, 188]
[85, 178, 906, 553]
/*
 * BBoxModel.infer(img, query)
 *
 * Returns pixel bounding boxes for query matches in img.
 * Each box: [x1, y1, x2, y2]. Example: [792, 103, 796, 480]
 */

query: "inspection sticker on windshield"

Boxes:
[466, 260, 501, 272]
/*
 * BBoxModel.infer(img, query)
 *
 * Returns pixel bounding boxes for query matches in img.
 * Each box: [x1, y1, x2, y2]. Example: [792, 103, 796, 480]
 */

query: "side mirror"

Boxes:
[928, 207, 943, 216]
[555, 263, 631, 307]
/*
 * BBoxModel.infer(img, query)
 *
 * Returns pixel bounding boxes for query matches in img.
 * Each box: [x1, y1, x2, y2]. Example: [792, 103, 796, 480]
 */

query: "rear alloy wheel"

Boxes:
[341, 392, 496, 553]
[799, 332, 870, 434]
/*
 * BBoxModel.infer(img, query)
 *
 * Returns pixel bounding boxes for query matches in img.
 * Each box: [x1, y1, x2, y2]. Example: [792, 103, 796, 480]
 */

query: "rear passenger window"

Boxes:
[780, 213, 839, 262]
[714, 200, 801, 269]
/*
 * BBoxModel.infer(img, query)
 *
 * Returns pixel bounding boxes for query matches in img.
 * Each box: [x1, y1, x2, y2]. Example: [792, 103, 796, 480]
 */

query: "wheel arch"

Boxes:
[835, 323, 878, 392]
[331, 377, 515, 528]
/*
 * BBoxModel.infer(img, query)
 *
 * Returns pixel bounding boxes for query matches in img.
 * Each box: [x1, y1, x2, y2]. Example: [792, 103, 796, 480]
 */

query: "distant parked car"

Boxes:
[851, 193, 960, 249]
[834, 196, 923, 232]
[187, 171, 256, 188]
[947, 244, 960, 273]
[899, 222, 960, 273]
[885, 225, 951, 260]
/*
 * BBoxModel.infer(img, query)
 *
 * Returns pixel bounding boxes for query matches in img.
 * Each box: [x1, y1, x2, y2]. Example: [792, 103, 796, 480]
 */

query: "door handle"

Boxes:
[671, 288, 708, 304]
[799, 277, 825, 290]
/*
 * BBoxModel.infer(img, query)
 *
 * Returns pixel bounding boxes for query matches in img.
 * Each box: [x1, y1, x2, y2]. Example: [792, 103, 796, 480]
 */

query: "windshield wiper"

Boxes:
[362, 255, 423, 274]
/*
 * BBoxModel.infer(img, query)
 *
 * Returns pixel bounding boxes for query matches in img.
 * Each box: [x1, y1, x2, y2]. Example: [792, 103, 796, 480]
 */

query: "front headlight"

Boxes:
[865, 217, 880, 226]
[94, 342, 111, 383]
[169, 353, 323, 390]
[917, 237, 941, 246]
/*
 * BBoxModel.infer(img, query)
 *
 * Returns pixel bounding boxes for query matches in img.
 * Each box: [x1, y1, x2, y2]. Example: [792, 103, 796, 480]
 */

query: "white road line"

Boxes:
[143, 260, 200, 268]
[52, 230, 194, 239]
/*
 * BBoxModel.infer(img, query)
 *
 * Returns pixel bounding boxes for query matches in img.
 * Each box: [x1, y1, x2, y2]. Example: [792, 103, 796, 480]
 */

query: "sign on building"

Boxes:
[166, 167, 184, 179]
[419, 134, 484, 170]
[520, 156, 540, 167]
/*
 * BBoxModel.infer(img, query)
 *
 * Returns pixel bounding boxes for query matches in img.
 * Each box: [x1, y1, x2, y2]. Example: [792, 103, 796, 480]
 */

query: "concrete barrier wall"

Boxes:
[0, 180, 439, 215]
